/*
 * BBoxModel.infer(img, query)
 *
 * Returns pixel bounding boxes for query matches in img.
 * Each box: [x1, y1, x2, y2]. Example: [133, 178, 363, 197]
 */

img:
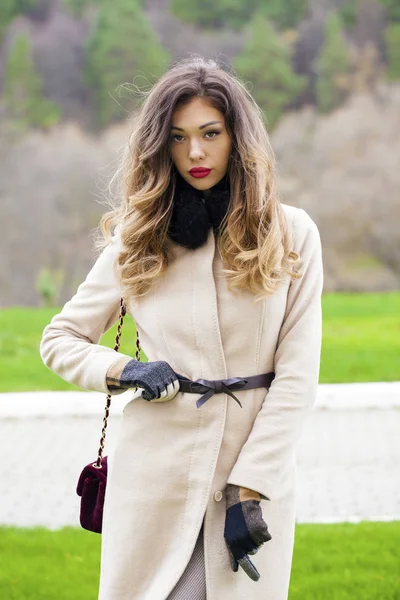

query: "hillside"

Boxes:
[0, 85, 398, 306]
[0, 0, 398, 305]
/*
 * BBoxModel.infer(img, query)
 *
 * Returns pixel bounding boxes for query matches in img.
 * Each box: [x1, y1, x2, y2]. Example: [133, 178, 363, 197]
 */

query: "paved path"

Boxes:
[1, 383, 399, 529]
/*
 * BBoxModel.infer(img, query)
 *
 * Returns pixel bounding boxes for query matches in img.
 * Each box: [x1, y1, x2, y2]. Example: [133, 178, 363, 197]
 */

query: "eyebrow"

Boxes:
[170, 120, 223, 131]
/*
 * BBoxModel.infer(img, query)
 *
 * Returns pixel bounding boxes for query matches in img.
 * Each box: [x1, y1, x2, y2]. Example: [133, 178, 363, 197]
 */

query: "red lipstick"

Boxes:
[189, 167, 212, 179]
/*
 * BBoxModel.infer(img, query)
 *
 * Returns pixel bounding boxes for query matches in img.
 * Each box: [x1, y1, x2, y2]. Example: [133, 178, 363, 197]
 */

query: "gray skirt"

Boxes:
[166, 520, 206, 600]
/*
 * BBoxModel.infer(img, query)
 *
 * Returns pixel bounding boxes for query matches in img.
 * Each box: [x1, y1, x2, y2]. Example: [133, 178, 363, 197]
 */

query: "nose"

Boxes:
[188, 139, 206, 162]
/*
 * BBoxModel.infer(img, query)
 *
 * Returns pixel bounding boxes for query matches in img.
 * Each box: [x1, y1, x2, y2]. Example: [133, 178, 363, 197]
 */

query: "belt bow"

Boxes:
[180, 376, 249, 409]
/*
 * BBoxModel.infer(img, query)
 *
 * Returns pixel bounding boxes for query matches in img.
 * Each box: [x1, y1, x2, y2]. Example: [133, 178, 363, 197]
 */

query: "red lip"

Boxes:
[189, 167, 212, 178]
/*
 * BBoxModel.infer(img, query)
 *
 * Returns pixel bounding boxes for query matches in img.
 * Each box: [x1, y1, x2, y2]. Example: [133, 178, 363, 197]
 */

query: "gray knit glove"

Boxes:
[224, 484, 272, 581]
[106, 357, 185, 402]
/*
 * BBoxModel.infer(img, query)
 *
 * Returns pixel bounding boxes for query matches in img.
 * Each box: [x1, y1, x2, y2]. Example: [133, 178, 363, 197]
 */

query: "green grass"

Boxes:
[290, 522, 400, 599]
[0, 522, 399, 599]
[0, 292, 399, 392]
[319, 292, 400, 383]
[0, 526, 101, 600]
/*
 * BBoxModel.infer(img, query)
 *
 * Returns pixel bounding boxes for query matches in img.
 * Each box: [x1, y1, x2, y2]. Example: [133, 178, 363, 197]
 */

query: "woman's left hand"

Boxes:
[223, 483, 272, 581]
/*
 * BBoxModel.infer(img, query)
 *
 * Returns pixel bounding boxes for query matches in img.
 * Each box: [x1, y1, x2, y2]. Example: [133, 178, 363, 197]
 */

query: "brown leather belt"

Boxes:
[177, 371, 275, 409]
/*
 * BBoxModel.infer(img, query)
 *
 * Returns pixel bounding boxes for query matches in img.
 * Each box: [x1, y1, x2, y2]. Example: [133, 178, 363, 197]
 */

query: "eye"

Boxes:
[170, 130, 221, 143]
[205, 130, 220, 139]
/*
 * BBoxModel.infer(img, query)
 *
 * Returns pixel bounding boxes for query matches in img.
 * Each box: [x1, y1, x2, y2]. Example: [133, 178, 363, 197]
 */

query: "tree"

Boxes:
[379, 0, 400, 23]
[170, 0, 259, 30]
[36, 268, 64, 307]
[2, 33, 61, 131]
[84, 0, 171, 127]
[315, 12, 352, 113]
[385, 24, 400, 80]
[258, 0, 308, 30]
[63, 0, 101, 18]
[233, 14, 307, 129]
[0, 0, 18, 42]
[16, 0, 52, 20]
[171, 0, 307, 31]
[338, 0, 358, 29]
[0, 0, 51, 26]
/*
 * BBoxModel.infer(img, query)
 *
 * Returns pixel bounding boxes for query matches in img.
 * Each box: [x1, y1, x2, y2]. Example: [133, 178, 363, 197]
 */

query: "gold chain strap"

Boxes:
[92, 297, 142, 469]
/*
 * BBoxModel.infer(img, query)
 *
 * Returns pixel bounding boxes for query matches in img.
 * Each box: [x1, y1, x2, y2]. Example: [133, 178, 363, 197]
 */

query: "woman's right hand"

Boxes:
[106, 357, 181, 402]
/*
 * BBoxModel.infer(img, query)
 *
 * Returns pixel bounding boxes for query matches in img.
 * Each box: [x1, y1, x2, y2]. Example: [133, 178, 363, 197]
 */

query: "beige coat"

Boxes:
[40, 203, 323, 600]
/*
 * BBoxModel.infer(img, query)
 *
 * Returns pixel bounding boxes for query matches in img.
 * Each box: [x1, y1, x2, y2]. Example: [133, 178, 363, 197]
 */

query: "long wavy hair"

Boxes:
[97, 55, 302, 302]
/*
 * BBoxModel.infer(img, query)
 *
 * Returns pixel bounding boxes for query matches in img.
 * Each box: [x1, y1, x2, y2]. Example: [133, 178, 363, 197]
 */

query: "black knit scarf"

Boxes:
[167, 171, 231, 250]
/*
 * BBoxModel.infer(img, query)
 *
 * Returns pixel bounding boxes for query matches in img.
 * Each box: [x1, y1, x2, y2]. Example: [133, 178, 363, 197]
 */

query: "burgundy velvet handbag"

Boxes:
[76, 297, 142, 533]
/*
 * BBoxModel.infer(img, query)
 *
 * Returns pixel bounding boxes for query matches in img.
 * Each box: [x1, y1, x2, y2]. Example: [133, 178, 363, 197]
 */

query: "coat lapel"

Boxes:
[130, 228, 228, 383]
[168, 228, 228, 382]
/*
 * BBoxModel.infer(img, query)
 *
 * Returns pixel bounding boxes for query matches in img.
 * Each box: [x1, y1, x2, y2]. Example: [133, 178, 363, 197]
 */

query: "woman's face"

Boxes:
[169, 96, 232, 190]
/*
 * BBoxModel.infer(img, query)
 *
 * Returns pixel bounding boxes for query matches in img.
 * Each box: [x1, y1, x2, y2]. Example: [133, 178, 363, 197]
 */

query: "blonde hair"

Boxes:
[98, 55, 301, 302]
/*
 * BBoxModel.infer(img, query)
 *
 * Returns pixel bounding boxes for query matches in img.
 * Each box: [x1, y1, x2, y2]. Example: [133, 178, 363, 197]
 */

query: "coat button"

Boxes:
[214, 490, 223, 502]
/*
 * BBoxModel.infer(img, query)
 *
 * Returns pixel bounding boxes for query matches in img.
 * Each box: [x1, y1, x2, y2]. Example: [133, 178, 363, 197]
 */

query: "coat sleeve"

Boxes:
[226, 208, 323, 502]
[39, 227, 133, 394]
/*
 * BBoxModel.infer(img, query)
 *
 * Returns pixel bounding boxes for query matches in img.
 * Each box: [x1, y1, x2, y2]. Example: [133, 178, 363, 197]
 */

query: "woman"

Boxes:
[40, 56, 323, 600]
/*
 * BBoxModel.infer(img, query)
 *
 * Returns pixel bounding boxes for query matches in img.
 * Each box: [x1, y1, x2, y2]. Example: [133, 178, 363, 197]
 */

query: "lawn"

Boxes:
[320, 292, 400, 383]
[0, 521, 399, 599]
[0, 292, 399, 392]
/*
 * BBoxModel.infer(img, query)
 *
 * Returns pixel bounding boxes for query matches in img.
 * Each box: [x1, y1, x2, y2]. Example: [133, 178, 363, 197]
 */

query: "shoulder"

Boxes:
[111, 223, 123, 244]
[89, 224, 124, 275]
[280, 203, 321, 252]
[101, 224, 124, 255]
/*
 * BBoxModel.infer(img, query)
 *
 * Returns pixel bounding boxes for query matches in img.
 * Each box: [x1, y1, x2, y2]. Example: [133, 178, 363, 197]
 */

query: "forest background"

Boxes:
[0, 0, 399, 306]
